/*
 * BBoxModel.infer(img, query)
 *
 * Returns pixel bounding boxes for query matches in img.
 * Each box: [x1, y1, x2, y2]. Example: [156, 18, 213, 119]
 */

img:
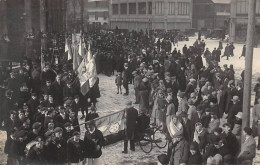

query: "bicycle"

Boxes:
[138, 125, 167, 153]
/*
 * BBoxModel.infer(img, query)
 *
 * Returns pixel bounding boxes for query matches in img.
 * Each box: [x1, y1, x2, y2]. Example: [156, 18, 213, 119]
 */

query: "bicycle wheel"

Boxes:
[153, 129, 167, 149]
[139, 133, 153, 153]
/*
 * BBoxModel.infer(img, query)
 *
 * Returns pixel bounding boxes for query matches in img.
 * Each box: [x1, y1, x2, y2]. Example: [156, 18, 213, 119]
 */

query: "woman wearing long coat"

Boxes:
[218, 40, 223, 50]
[138, 79, 150, 114]
[151, 90, 167, 129]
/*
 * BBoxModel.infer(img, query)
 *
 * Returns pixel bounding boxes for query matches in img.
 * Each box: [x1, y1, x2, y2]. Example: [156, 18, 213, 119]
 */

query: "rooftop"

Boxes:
[212, 0, 231, 4]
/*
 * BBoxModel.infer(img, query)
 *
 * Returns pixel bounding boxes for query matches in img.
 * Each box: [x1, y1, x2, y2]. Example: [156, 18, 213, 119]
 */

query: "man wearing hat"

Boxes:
[237, 127, 256, 165]
[63, 122, 74, 141]
[85, 105, 99, 122]
[122, 63, 131, 96]
[232, 112, 242, 143]
[27, 122, 44, 142]
[11, 129, 28, 164]
[133, 70, 142, 104]
[40, 64, 56, 85]
[71, 95, 84, 119]
[207, 112, 220, 134]
[169, 134, 189, 165]
[179, 112, 193, 143]
[0, 90, 14, 130]
[187, 142, 203, 165]
[222, 123, 239, 157]
[26, 136, 46, 164]
[227, 95, 242, 129]
[67, 131, 85, 165]
[7, 71, 19, 98]
[41, 80, 55, 98]
[63, 81, 78, 99]
[47, 127, 67, 165]
[185, 79, 196, 98]
[122, 101, 138, 153]
[138, 77, 150, 113]
[224, 80, 238, 116]
[84, 121, 105, 165]
[166, 95, 176, 125]
[53, 74, 64, 106]
[176, 92, 188, 116]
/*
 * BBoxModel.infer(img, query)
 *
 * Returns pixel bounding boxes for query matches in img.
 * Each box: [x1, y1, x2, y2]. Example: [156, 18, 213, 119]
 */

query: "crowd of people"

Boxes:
[0, 28, 259, 165]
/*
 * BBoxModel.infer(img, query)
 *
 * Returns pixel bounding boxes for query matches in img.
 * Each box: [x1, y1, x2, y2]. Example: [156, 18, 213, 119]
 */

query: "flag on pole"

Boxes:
[78, 36, 87, 59]
[65, 38, 72, 60]
[79, 36, 83, 57]
[86, 44, 97, 88]
[77, 44, 97, 96]
[85, 110, 125, 145]
[72, 34, 82, 70]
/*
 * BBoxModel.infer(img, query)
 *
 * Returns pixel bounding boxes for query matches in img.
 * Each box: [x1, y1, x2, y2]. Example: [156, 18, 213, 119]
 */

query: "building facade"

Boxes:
[230, 0, 260, 42]
[86, 0, 109, 28]
[109, 0, 193, 31]
[192, 0, 230, 30]
[193, 0, 215, 30]
[213, 0, 230, 30]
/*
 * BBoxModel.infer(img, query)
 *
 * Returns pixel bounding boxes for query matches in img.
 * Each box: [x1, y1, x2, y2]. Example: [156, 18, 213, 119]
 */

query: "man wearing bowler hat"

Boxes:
[122, 101, 138, 153]
[227, 95, 242, 129]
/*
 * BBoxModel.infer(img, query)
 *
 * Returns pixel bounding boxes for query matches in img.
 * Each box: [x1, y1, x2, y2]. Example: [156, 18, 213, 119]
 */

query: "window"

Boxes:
[256, 0, 260, 15]
[138, 2, 146, 14]
[178, 2, 189, 15]
[148, 2, 152, 14]
[95, 1, 108, 8]
[168, 2, 175, 15]
[155, 1, 164, 15]
[112, 4, 119, 15]
[120, 3, 127, 15]
[236, 0, 248, 14]
[129, 3, 136, 14]
[103, 11, 108, 20]
[95, 12, 98, 20]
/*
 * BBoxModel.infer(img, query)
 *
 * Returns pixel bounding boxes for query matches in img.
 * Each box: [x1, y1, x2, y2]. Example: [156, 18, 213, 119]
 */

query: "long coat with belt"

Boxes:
[237, 136, 256, 165]
[124, 107, 138, 140]
[138, 81, 150, 113]
[170, 139, 190, 165]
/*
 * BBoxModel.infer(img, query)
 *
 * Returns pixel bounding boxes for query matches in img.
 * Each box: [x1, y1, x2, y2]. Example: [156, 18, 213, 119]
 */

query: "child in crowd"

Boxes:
[115, 72, 122, 94]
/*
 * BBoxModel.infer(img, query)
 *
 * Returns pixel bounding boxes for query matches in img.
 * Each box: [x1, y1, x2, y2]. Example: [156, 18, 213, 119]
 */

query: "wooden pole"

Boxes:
[242, 0, 256, 144]
[40, 0, 47, 69]
[81, 0, 84, 31]
[24, 0, 32, 59]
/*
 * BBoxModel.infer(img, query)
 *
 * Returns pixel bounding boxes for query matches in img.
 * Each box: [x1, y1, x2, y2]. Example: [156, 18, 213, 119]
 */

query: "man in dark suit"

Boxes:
[122, 63, 131, 96]
[41, 80, 55, 98]
[1, 90, 14, 130]
[53, 74, 64, 106]
[237, 127, 256, 165]
[227, 96, 242, 129]
[71, 95, 83, 119]
[27, 93, 40, 119]
[122, 101, 138, 153]
[222, 123, 240, 157]
[179, 113, 194, 143]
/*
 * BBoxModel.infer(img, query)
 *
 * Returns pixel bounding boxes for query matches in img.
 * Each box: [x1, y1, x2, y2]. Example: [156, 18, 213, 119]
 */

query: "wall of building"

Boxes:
[87, 0, 109, 25]
[192, 0, 215, 29]
[230, 0, 260, 42]
[109, 0, 192, 31]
